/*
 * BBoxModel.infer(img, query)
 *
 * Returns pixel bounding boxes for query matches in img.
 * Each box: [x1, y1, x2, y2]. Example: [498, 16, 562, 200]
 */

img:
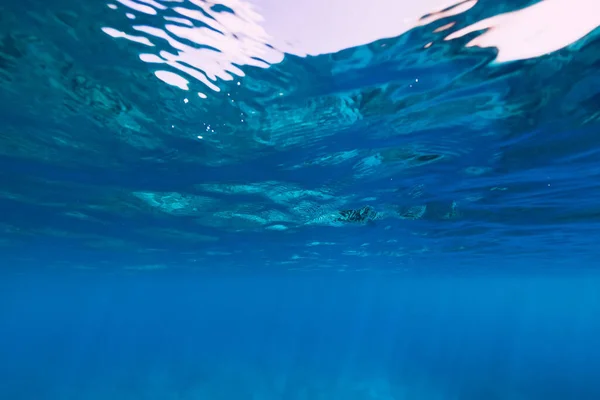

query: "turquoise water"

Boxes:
[1, 0, 600, 398]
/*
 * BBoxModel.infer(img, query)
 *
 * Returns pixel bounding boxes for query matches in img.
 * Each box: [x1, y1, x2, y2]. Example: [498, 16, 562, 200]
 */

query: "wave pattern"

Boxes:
[0, 0, 599, 270]
[103, 0, 284, 93]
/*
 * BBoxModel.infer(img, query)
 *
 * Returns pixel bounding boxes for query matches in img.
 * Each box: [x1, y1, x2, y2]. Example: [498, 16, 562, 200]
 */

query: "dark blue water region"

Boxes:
[1, 271, 599, 400]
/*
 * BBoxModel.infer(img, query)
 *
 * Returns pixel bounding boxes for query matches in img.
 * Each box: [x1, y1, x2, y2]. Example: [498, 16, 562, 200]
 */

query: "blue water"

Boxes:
[1, 0, 600, 398]
[2, 273, 600, 399]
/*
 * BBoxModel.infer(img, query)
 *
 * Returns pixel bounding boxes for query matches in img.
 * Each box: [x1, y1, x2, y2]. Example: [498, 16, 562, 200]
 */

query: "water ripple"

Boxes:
[103, 0, 284, 93]
[0, 0, 599, 269]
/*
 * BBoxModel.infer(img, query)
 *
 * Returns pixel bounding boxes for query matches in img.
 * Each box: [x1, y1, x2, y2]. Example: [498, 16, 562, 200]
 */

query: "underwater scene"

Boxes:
[1, 0, 600, 398]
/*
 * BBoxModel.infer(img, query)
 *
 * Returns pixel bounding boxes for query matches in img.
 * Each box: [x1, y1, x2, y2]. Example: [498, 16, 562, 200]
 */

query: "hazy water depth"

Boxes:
[2, 272, 600, 400]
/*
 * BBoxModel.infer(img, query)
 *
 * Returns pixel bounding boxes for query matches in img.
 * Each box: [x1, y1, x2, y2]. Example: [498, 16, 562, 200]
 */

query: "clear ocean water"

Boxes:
[1, 0, 600, 399]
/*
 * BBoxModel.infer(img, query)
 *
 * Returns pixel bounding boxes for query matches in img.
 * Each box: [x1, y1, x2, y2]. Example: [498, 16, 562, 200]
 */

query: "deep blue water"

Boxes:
[2, 273, 600, 399]
[1, 0, 600, 398]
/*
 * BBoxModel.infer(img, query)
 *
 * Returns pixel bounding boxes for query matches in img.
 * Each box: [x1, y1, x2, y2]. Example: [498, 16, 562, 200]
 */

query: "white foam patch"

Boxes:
[130, 15, 276, 90]
[116, 0, 157, 15]
[444, 0, 600, 63]
[158, 50, 222, 91]
[139, 53, 164, 62]
[136, 0, 167, 10]
[155, 70, 190, 90]
[105, 0, 598, 93]
[164, 16, 194, 26]
[415, 0, 478, 27]
[172, 7, 206, 23]
[133, 25, 185, 50]
[101, 27, 155, 46]
[115, 1, 282, 91]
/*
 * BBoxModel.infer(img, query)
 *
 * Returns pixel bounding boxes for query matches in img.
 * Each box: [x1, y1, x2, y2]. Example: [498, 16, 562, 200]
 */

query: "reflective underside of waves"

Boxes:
[1, 1, 600, 400]
[0, 0, 599, 270]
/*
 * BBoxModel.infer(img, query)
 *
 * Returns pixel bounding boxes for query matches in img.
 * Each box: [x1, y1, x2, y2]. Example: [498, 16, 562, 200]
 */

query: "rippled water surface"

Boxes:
[1, 0, 600, 270]
[1, 1, 600, 398]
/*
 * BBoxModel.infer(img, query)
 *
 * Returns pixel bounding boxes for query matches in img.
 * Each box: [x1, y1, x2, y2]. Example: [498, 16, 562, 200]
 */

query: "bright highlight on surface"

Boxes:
[116, 0, 158, 15]
[102, 0, 600, 91]
[103, 0, 283, 92]
[154, 70, 189, 90]
[101, 27, 154, 46]
[444, 0, 600, 63]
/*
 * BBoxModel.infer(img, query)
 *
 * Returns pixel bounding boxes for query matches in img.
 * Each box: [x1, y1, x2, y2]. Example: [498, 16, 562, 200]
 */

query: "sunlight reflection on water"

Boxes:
[102, 0, 599, 92]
